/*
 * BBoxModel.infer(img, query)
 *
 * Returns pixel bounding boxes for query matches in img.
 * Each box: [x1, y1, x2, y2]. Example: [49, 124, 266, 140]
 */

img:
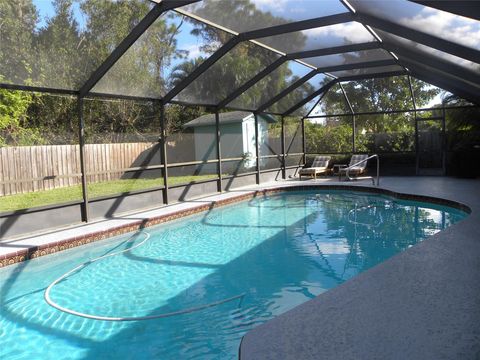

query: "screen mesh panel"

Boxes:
[267, 74, 328, 114]
[174, 41, 281, 105]
[301, 49, 392, 68]
[374, 29, 480, 74]
[256, 22, 375, 56]
[228, 60, 312, 112]
[92, 11, 234, 98]
[0, 0, 153, 90]
[178, 0, 347, 34]
[341, 77, 416, 113]
[349, 0, 480, 51]
[329, 65, 404, 78]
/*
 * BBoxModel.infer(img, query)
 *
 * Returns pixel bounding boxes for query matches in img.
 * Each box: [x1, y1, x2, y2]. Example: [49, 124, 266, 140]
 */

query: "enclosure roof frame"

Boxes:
[0, 0, 478, 115]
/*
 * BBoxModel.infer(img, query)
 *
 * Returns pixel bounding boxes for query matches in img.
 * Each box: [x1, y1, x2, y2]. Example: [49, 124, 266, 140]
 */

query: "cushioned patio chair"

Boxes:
[338, 154, 369, 180]
[299, 156, 331, 180]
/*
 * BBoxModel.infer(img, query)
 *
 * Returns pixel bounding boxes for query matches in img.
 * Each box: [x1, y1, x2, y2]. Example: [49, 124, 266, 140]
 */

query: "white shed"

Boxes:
[183, 111, 277, 169]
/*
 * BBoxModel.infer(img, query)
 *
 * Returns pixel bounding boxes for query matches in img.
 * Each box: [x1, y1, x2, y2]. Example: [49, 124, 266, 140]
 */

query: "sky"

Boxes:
[34, 0, 85, 29]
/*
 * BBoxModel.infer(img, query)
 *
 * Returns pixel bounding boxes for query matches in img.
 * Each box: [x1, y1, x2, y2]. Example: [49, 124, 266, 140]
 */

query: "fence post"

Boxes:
[78, 96, 89, 222]
[215, 110, 223, 192]
[254, 113, 260, 185]
[281, 115, 286, 179]
[160, 102, 169, 204]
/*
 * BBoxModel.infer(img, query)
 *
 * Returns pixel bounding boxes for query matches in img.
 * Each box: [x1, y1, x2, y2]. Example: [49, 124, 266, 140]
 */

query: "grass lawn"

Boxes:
[0, 175, 218, 212]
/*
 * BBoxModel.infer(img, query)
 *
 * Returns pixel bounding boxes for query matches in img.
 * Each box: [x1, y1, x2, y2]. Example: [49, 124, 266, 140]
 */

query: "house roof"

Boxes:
[183, 111, 277, 128]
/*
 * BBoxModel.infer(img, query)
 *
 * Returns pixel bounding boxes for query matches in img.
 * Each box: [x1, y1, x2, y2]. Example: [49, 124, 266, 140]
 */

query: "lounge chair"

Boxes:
[299, 156, 331, 180]
[338, 154, 369, 180]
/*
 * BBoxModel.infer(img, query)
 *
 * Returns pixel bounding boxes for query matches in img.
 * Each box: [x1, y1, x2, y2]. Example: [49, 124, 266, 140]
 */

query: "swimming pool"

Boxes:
[0, 190, 467, 359]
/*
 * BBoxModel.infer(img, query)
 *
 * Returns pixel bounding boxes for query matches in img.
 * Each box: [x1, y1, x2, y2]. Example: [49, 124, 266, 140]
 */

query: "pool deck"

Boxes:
[1, 176, 480, 359]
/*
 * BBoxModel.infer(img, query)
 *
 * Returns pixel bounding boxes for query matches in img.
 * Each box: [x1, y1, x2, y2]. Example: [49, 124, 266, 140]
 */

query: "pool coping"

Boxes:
[0, 181, 470, 268]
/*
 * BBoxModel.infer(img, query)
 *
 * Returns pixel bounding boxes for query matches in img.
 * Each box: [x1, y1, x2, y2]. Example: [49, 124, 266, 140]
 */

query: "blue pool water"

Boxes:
[0, 190, 467, 359]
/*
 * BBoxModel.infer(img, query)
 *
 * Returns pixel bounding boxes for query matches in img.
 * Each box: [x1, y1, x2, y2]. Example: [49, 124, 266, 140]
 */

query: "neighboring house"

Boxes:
[183, 111, 277, 170]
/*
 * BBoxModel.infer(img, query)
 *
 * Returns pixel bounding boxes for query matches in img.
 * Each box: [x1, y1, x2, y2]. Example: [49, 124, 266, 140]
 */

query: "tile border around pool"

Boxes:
[0, 183, 470, 268]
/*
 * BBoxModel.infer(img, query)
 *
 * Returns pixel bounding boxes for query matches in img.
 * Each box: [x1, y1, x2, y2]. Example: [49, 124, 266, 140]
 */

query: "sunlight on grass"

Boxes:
[0, 175, 218, 212]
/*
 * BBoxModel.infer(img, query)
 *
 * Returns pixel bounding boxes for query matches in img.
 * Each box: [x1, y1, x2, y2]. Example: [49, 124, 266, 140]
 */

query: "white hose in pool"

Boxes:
[347, 204, 384, 227]
[44, 231, 245, 321]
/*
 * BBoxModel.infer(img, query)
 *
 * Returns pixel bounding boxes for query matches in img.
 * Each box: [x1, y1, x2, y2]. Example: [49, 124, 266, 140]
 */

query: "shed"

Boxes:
[184, 111, 277, 169]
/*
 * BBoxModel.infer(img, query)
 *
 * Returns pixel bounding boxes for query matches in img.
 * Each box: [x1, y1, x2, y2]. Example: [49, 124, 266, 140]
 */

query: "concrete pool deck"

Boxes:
[1, 176, 479, 359]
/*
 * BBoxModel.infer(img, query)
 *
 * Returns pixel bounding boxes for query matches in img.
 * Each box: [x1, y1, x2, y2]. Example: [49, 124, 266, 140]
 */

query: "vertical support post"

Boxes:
[414, 206, 419, 238]
[281, 116, 286, 179]
[215, 110, 223, 192]
[77, 96, 89, 222]
[339, 82, 355, 153]
[301, 117, 306, 166]
[352, 114, 356, 153]
[408, 75, 417, 111]
[254, 113, 260, 185]
[414, 117, 419, 175]
[441, 105, 446, 175]
[407, 75, 419, 175]
[159, 101, 169, 204]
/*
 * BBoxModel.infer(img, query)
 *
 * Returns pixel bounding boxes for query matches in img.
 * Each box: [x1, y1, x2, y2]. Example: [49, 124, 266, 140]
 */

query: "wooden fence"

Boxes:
[0, 143, 157, 196]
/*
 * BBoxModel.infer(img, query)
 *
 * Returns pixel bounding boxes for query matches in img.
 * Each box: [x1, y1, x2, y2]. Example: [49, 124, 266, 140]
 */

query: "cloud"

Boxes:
[304, 22, 374, 44]
[315, 242, 351, 255]
[253, 0, 290, 14]
[183, 44, 206, 60]
[381, 31, 477, 70]
[399, 7, 480, 49]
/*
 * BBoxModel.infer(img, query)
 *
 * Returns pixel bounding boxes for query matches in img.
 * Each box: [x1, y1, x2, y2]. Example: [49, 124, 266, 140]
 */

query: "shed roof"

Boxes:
[183, 111, 277, 128]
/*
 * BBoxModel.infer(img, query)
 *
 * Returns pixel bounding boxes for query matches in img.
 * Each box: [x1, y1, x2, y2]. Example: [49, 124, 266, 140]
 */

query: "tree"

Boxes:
[34, 0, 85, 89]
[86, 5, 186, 97]
[0, 0, 37, 85]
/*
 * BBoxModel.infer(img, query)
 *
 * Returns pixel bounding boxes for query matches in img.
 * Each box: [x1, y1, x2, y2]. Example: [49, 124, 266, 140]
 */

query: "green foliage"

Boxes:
[0, 0, 37, 84]
[83, 98, 160, 143]
[444, 95, 480, 132]
[443, 95, 480, 152]
[34, 0, 85, 89]
[90, 7, 185, 96]
[305, 120, 352, 154]
[26, 93, 78, 144]
[165, 104, 207, 135]
[305, 76, 442, 154]
[0, 85, 44, 146]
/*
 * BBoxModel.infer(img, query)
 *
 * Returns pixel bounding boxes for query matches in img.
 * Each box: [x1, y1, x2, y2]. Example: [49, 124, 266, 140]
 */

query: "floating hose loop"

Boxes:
[347, 204, 384, 227]
[44, 230, 245, 321]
